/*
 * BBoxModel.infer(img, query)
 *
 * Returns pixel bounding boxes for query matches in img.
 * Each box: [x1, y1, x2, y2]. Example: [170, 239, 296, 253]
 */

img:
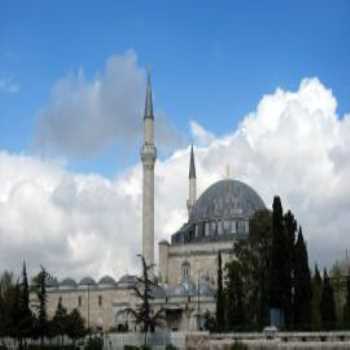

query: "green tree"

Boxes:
[293, 227, 312, 330]
[283, 210, 297, 328]
[320, 269, 337, 330]
[233, 209, 272, 329]
[330, 262, 345, 328]
[125, 255, 165, 345]
[216, 251, 225, 332]
[343, 276, 350, 329]
[311, 264, 322, 331]
[66, 309, 87, 345]
[224, 260, 245, 331]
[52, 299, 68, 345]
[33, 267, 49, 345]
[270, 196, 287, 327]
[0, 271, 15, 338]
[18, 262, 34, 343]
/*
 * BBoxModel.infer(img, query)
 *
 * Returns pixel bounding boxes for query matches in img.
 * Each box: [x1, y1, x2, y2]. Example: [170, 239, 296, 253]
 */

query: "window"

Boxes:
[182, 261, 191, 280]
[58, 296, 62, 305]
[231, 221, 237, 234]
[211, 221, 217, 235]
[224, 220, 230, 232]
[217, 221, 223, 235]
[78, 296, 82, 307]
[98, 295, 103, 307]
[205, 222, 210, 236]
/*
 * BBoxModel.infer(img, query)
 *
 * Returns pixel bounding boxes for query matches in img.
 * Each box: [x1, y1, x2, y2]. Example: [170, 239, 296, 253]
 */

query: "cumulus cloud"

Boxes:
[35, 50, 183, 159]
[1, 77, 349, 280]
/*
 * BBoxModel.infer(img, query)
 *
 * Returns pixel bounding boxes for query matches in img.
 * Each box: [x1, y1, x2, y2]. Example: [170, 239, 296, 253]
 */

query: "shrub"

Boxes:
[124, 346, 140, 350]
[230, 342, 248, 350]
[166, 345, 178, 350]
[85, 336, 103, 350]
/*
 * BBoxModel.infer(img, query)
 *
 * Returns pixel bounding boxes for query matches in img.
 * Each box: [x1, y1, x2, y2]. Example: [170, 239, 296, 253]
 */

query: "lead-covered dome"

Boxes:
[171, 179, 265, 244]
[190, 179, 265, 222]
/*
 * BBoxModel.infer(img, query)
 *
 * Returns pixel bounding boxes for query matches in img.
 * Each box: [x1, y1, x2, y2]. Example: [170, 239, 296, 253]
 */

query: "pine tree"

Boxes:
[66, 309, 87, 345]
[343, 275, 350, 329]
[52, 299, 68, 345]
[270, 196, 287, 327]
[283, 210, 297, 328]
[19, 262, 33, 342]
[34, 267, 49, 345]
[225, 260, 245, 331]
[294, 227, 312, 330]
[320, 269, 337, 330]
[311, 264, 322, 330]
[216, 251, 225, 332]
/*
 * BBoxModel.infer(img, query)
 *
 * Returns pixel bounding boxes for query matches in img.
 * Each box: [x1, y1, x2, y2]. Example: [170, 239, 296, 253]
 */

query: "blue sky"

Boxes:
[1, 0, 349, 176]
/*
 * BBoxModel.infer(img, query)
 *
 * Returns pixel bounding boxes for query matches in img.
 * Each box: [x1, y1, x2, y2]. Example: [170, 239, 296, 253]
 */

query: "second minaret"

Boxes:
[141, 73, 157, 267]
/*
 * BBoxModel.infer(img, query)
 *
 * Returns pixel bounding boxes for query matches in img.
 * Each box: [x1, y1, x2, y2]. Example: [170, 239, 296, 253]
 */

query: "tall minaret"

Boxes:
[186, 144, 197, 218]
[141, 73, 157, 267]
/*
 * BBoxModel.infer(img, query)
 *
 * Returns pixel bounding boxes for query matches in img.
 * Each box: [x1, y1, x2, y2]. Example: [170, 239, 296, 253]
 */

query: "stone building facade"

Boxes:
[41, 75, 266, 332]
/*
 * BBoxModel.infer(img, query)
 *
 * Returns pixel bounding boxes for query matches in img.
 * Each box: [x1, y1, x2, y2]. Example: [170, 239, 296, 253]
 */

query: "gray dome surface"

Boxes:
[79, 277, 96, 286]
[60, 278, 77, 288]
[190, 179, 265, 222]
[98, 275, 116, 286]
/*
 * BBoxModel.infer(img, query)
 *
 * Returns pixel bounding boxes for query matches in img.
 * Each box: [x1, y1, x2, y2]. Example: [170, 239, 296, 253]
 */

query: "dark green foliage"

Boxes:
[66, 308, 87, 342]
[343, 276, 350, 329]
[52, 299, 69, 344]
[203, 310, 216, 332]
[165, 344, 178, 350]
[311, 264, 322, 330]
[33, 267, 49, 343]
[124, 346, 140, 350]
[233, 209, 272, 329]
[293, 227, 312, 330]
[320, 269, 337, 330]
[27, 346, 77, 350]
[224, 260, 245, 331]
[229, 342, 248, 350]
[125, 255, 165, 345]
[215, 251, 225, 332]
[283, 211, 297, 328]
[85, 335, 103, 350]
[270, 196, 287, 312]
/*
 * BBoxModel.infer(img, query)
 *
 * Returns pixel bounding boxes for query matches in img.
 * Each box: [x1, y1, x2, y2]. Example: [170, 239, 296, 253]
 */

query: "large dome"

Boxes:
[190, 179, 265, 223]
[171, 179, 265, 244]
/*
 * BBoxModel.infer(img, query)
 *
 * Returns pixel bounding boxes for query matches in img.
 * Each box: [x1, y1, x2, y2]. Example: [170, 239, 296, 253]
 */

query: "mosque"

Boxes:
[44, 75, 266, 332]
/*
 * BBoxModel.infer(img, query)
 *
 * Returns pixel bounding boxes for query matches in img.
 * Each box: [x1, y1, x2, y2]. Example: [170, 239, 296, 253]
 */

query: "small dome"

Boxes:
[98, 275, 116, 286]
[60, 278, 77, 288]
[190, 179, 265, 222]
[47, 277, 59, 288]
[118, 274, 137, 286]
[79, 277, 96, 286]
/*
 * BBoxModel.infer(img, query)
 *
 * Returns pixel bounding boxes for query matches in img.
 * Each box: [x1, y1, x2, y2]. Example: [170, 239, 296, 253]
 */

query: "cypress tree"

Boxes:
[19, 262, 33, 341]
[343, 276, 350, 329]
[270, 196, 287, 326]
[311, 264, 322, 330]
[284, 210, 297, 328]
[294, 227, 312, 330]
[224, 260, 244, 331]
[216, 251, 225, 332]
[320, 268, 336, 330]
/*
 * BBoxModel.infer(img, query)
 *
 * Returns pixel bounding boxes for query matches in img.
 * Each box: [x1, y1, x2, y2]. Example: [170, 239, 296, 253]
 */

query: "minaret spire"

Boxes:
[141, 71, 157, 268]
[144, 71, 154, 119]
[189, 144, 196, 179]
[187, 144, 197, 218]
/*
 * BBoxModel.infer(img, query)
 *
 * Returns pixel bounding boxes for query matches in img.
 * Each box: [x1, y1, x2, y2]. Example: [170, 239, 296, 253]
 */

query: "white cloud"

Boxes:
[1, 77, 349, 280]
[35, 50, 183, 159]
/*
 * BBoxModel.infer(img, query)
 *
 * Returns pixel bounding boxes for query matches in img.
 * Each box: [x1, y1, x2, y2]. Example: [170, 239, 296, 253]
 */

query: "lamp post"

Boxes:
[87, 283, 90, 334]
[196, 269, 203, 330]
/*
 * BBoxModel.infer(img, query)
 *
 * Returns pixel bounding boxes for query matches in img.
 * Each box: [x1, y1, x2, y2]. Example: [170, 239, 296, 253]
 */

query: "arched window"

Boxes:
[78, 296, 82, 307]
[182, 261, 191, 280]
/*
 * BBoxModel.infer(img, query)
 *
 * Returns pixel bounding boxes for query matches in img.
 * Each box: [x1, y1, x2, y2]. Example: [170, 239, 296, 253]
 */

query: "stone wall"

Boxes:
[165, 240, 234, 286]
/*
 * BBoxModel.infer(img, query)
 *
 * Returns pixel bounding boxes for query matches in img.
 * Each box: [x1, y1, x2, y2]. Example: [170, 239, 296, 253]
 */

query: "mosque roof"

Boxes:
[98, 275, 116, 286]
[189, 179, 265, 223]
[60, 278, 77, 288]
[79, 277, 96, 286]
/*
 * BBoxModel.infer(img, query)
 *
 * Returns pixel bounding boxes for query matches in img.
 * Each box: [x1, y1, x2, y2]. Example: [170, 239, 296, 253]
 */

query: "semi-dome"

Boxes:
[98, 275, 116, 286]
[172, 179, 265, 244]
[79, 277, 96, 286]
[60, 278, 77, 288]
[190, 179, 265, 222]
